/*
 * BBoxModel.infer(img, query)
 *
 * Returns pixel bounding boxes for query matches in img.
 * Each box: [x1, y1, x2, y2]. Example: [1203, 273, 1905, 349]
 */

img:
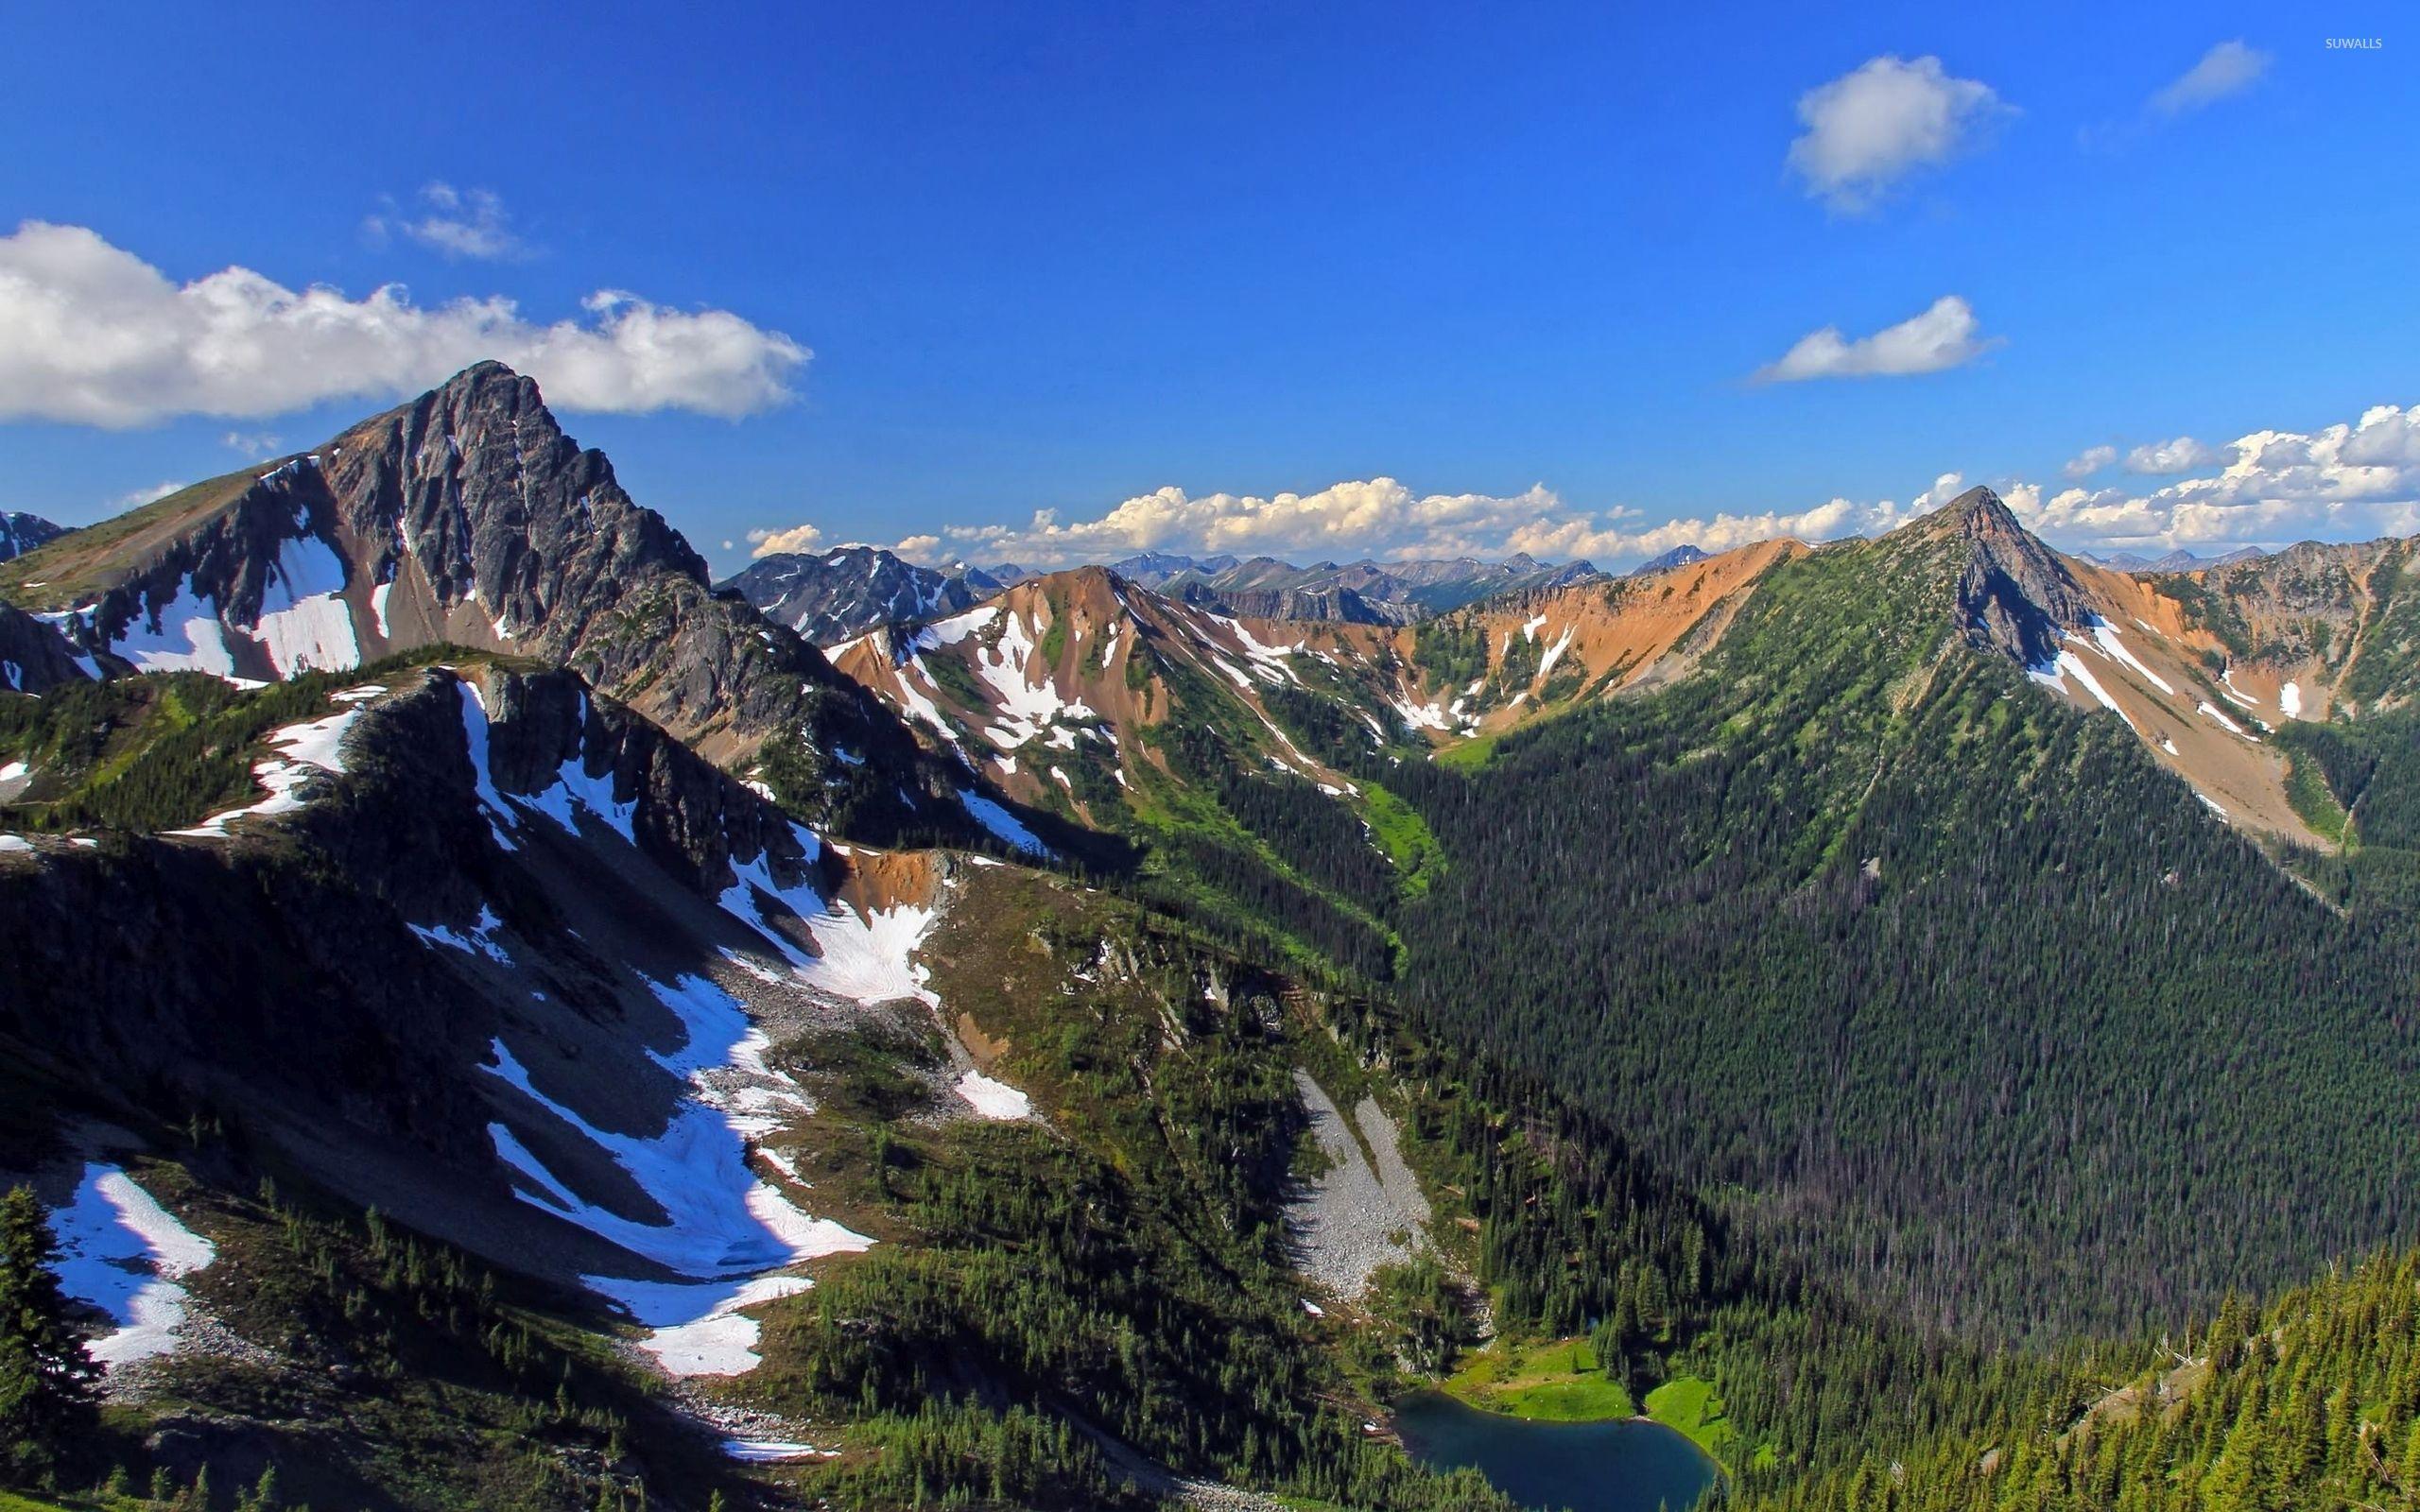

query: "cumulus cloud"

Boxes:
[932, 478, 1564, 569]
[0, 221, 807, 425]
[365, 183, 528, 261]
[746, 523, 824, 558]
[893, 533, 943, 560]
[915, 472, 1985, 574]
[2014, 403, 2420, 550]
[2064, 444, 2118, 479]
[104, 480, 188, 512]
[908, 404, 2420, 575]
[2125, 437, 2220, 473]
[1787, 56, 2012, 212]
[221, 430, 282, 457]
[2152, 41, 2270, 116]
[1755, 295, 1996, 383]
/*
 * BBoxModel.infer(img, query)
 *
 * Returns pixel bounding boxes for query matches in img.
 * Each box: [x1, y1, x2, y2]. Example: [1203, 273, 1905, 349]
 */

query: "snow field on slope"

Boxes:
[171, 704, 363, 837]
[954, 1069, 1031, 1120]
[958, 789, 1049, 855]
[48, 1164, 217, 1366]
[483, 980, 873, 1377]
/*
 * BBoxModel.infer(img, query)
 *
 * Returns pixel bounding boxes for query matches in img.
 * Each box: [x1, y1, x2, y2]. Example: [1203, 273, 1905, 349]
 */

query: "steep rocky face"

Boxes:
[720, 544, 993, 645]
[0, 510, 64, 562]
[0, 602, 90, 692]
[1911, 487, 2097, 667]
[0, 364, 987, 841]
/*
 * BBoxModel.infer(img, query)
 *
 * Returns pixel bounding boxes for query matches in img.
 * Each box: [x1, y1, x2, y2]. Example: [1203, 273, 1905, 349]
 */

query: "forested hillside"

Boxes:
[1272, 508, 2420, 1338]
[1729, 1244, 2420, 1512]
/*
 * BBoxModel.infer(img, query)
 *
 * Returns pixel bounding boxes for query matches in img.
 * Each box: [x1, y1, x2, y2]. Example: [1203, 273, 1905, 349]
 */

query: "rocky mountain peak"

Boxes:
[1901, 487, 2094, 667]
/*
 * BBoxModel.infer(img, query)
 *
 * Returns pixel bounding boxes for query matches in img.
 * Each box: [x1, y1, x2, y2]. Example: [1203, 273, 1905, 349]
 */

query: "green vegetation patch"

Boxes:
[1444, 1338, 1636, 1421]
[1644, 1376, 1736, 1456]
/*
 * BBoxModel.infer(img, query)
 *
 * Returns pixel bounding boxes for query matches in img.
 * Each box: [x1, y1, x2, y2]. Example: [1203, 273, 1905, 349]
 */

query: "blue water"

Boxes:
[1393, 1390, 1718, 1512]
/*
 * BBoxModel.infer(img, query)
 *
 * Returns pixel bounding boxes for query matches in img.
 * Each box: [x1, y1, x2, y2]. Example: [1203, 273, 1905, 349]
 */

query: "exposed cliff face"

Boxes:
[0, 364, 984, 842]
[0, 602, 89, 692]
[0, 510, 64, 562]
[1915, 487, 2097, 667]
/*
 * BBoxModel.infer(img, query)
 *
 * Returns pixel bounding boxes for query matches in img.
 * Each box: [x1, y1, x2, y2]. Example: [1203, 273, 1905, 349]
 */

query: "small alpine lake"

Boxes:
[1393, 1389, 1718, 1512]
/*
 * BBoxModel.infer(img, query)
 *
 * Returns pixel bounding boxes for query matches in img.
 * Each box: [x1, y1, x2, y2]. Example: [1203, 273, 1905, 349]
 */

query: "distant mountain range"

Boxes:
[718, 545, 1012, 644]
[2083, 545, 2270, 572]
[1106, 549, 1607, 624]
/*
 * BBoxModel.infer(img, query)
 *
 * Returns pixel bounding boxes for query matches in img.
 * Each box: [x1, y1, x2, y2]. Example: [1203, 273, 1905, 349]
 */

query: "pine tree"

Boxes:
[0, 1184, 101, 1485]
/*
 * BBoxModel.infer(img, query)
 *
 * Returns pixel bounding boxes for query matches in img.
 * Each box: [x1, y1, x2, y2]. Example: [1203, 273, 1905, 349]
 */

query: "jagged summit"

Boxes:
[0, 361, 985, 840]
[1894, 486, 2094, 666]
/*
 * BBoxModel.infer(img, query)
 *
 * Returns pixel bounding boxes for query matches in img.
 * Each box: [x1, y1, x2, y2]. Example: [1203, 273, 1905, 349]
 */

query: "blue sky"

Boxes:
[1, 1, 2411, 571]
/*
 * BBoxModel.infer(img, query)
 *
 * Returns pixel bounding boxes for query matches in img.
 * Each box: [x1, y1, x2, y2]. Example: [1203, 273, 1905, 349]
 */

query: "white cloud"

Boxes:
[2125, 437, 2219, 474]
[920, 472, 1980, 573]
[2152, 41, 2270, 117]
[2064, 444, 2118, 479]
[1787, 56, 2012, 212]
[893, 534, 943, 560]
[365, 183, 528, 261]
[1755, 295, 1996, 383]
[747, 523, 823, 558]
[2015, 402, 2420, 550]
[913, 404, 2420, 575]
[934, 479, 1564, 569]
[0, 221, 807, 425]
[221, 430, 282, 457]
[106, 480, 188, 512]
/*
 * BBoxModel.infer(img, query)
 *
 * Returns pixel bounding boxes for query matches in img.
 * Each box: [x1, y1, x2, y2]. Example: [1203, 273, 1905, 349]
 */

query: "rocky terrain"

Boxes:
[720, 544, 1009, 645]
[0, 365, 999, 841]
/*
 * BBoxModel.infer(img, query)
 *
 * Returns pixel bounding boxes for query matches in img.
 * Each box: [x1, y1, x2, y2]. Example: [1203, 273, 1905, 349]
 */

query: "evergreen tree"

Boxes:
[0, 1184, 100, 1484]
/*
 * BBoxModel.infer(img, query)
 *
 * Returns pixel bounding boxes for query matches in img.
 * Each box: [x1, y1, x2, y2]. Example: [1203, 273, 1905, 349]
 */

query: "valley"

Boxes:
[6, 369, 2420, 1512]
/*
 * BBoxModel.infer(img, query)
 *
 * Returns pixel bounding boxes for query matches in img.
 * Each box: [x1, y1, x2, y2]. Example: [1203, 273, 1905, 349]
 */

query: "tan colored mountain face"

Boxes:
[829, 565, 1356, 819]
[1288, 536, 1809, 738]
[2015, 561, 2320, 842]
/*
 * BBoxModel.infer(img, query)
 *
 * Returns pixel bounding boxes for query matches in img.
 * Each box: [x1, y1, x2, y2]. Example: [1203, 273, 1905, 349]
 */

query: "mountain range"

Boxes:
[7, 364, 2420, 1512]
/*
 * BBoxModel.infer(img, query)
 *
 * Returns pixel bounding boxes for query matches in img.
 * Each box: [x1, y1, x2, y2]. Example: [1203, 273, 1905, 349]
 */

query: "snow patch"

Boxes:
[955, 1069, 1030, 1121]
[2198, 700, 2255, 739]
[251, 536, 359, 676]
[959, 789, 1048, 855]
[172, 706, 361, 837]
[48, 1164, 216, 1367]
[1535, 625, 1576, 683]
[2083, 617, 2174, 696]
[2031, 651, 2134, 730]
